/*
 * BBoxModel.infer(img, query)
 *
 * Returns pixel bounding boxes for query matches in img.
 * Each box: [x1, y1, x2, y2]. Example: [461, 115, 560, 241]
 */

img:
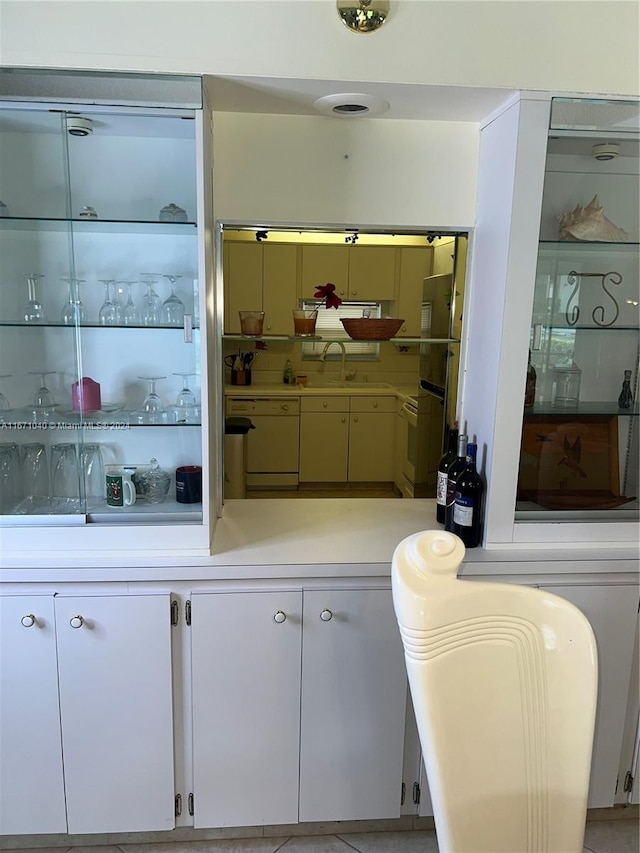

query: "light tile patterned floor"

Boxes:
[3, 820, 638, 853]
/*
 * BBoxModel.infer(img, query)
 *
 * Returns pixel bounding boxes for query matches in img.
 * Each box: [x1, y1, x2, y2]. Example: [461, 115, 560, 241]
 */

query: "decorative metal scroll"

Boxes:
[565, 270, 622, 327]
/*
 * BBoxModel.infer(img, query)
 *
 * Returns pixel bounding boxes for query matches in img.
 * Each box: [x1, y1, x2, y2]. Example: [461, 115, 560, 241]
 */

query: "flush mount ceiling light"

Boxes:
[592, 142, 620, 161]
[337, 0, 389, 33]
[65, 115, 93, 137]
[313, 93, 390, 118]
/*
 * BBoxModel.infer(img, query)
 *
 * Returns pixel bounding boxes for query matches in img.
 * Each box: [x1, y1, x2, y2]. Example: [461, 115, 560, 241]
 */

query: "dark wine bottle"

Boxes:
[452, 442, 484, 548]
[444, 432, 468, 532]
[436, 423, 458, 524]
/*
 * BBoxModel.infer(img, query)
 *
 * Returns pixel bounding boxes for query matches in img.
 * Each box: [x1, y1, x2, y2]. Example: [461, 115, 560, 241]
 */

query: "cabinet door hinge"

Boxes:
[624, 771, 634, 793]
[175, 793, 182, 817]
[188, 792, 194, 816]
[412, 782, 420, 805]
[185, 599, 192, 626]
[400, 782, 406, 805]
[171, 599, 179, 626]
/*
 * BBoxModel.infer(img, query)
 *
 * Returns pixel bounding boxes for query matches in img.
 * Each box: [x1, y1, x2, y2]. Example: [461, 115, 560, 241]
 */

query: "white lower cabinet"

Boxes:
[190, 585, 408, 827]
[0, 592, 175, 836]
[0, 595, 66, 835]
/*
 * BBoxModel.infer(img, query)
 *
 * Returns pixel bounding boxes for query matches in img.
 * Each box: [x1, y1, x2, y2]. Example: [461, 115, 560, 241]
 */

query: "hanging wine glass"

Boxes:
[60, 277, 87, 325]
[132, 376, 167, 424]
[28, 371, 57, 422]
[168, 372, 200, 423]
[118, 280, 140, 326]
[140, 273, 162, 326]
[161, 274, 185, 326]
[23, 274, 45, 323]
[98, 278, 119, 325]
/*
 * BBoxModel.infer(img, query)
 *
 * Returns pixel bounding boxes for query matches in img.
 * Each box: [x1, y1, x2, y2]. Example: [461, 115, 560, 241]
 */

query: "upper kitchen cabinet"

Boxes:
[300, 243, 395, 302]
[224, 239, 298, 335]
[464, 94, 639, 547]
[0, 69, 215, 557]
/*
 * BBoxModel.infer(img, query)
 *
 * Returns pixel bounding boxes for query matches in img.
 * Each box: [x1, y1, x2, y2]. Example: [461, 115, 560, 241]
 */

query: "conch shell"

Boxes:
[557, 195, 628, 242]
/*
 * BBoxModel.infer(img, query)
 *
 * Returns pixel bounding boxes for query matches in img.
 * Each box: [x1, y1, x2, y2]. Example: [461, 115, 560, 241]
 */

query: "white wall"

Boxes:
[1, 1, 638, 97]
[212, 113, 478, 227]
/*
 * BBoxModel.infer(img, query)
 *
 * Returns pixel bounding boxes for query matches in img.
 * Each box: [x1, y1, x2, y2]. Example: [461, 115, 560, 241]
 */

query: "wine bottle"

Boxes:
[436, 422, 458, 525]
[452, 442, 484, 548]
[525, 350, 536, 409]
[618, 370, 634, 409]
[444, 432, 468, 532]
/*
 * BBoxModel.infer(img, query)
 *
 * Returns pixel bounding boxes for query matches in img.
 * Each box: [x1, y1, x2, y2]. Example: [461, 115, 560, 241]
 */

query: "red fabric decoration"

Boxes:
[314, 282, 343, 309]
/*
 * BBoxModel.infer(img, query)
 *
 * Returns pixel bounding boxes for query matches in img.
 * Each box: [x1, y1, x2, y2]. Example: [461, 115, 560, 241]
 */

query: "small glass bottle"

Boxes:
[617, 370, 634, 409]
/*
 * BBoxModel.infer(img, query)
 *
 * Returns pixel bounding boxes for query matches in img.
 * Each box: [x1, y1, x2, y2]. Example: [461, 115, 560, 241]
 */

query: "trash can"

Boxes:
[224, 416, 255, 499]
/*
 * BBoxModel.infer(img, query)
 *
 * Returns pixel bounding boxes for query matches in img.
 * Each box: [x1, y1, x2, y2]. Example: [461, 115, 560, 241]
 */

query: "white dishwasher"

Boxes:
[226, 397, 300, 489]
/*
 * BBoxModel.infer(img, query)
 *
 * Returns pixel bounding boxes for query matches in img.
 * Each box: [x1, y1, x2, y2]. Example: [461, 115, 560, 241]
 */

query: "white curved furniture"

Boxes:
[392, 530, 598, 853]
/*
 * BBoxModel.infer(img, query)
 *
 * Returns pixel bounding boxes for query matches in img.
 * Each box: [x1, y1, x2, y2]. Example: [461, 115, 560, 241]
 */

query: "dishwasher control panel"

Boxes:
[226, 397, 301, 416]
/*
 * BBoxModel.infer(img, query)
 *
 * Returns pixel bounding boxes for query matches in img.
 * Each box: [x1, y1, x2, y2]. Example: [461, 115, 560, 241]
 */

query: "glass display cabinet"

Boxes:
[0, 69, 213, 555]
[516, 98, 639, 523]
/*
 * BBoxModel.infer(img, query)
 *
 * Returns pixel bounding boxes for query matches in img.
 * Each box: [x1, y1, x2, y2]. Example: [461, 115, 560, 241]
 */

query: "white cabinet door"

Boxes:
[224, 241, 263, 333]
[299, 412, 349, 482]
[539, 583, 639, 808]
[299, 588, 407, 822]
[55, 594, 175, 834]
[0, 595, 67, 835]
[347, 246, 396, 301]
[396, 247, 431, 337]
[263, 243, 298, 334]
[348, 412, 396, 481]
[191, 591, 302, 827]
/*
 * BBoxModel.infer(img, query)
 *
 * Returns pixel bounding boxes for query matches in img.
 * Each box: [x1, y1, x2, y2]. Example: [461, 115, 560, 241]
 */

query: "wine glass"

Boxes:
[140, 273, 162, 326]
[61, 277, 87, 325]
[98, 278, 120, 325]
[0, 375, 12, 421]
[23, 274, 45, 323]
[161, 274, 185, 326]
[132, 376, 167, 424]
[28, 371, 57, 422]
[118, 280, 140, 325]
[168, 372, 200, 423]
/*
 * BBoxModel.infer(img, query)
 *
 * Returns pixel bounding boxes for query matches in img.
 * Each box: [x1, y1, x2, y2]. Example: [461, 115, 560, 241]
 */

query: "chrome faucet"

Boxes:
[318, 340, 347, 382]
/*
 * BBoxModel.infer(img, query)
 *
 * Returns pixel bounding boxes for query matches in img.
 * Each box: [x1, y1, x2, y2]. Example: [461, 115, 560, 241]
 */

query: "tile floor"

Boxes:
[3, 820, 638, 853]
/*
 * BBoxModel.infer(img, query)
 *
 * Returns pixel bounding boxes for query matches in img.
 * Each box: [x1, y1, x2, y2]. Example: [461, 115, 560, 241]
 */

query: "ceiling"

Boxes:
[204, 75, 517, 123]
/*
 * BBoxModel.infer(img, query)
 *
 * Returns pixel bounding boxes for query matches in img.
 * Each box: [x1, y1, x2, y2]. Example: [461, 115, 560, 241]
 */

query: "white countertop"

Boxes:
[225, 383, 416, 399]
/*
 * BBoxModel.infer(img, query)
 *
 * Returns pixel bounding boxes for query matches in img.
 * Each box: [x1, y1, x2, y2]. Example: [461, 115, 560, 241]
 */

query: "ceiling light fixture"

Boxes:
[592, 142, 620, 161]
[65, 115, 93, 137]
[313, 93, 390, 119]
[337, 0, 389, 33]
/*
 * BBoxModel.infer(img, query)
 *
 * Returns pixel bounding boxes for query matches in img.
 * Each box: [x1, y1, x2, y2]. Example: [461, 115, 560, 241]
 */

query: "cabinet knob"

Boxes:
[70, 615, 84, 629]
[21, 614, 36, 628]
[282, 404, 289, 413]
[351, 289, 357, 296]
[373, 401, 378, 408]
[322, 401, 328, 408]
[341, 416, 346, 423]
[266, 324, 272, 331]
[274, 610, 286, 623]
[353, 415, 359, 422]
[320, 609, 333, 622]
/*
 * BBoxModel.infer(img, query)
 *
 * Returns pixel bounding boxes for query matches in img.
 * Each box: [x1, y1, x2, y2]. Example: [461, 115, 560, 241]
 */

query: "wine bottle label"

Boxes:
[436, 471, 448, 505]
[453, 494, 474, 527]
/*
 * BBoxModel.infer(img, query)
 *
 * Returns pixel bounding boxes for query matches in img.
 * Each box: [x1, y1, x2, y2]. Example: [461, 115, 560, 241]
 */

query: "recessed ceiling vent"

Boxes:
[592, 142, 620, 161]
[313, 93, 390, 118]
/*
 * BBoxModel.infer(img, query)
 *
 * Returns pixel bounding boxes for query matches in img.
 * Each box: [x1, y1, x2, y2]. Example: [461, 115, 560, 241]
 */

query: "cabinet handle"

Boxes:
[21, 614, 36, 628]
[274, 610, 286, 623]
[266, 324, 272, 331]
[373, 402, 378, 408]
[351, 289, 357, 296]
[320, 609, 333, 622]
[322, 402, 328, 408]
[353, 415, 359, 422]
[69, 615, 84, 629]
[341, 416, 346, 423]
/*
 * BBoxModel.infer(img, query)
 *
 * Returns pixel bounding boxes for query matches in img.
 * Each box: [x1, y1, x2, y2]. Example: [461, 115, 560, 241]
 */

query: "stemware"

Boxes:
[98, 278, 121, 325]
[21, 443, 49, 502]
[50, 442, 81, 511]
[140, 273, 162, 326]
[23, 273, 45, 323]
[60, 277, 87, 325]
[118, 280, 140, 325]
[0, 443, 20, 513]
[168, 372, 200, 423]
[161, 274, 185, 326]
[0, 375, 11, 416]
[28, 371, 58, 422]
[132, 376, 167, 424]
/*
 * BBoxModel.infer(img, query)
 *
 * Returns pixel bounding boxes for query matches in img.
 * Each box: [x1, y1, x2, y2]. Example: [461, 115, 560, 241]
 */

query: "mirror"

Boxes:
[220, 224, 467, 500]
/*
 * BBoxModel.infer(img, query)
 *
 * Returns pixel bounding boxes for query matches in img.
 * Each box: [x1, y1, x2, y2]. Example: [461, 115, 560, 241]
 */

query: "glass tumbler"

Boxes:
[50, 443, 80, 509]
[80, 443, 105, 509]
[21, 443, 49, 504]
[0, 443, 20, 513]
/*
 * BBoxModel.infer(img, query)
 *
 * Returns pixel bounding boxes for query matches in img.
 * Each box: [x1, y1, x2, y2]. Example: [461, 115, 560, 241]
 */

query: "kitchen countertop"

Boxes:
[225, 382, 416, 399]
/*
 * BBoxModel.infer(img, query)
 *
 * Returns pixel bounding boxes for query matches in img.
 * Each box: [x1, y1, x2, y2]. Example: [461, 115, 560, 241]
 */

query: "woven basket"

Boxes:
[341, 318, 404, 341]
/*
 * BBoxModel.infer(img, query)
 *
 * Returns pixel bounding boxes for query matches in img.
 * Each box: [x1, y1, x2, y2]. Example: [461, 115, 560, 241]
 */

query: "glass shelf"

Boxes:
[526, 402, 639, 417]
[0, 322, 200, 330]
[537, 325, 639, 332]
[0, 216, 197, 234]
[538, 240, 639, 251]
[0, 413, 201, 428]
[223, 334, 460, 345]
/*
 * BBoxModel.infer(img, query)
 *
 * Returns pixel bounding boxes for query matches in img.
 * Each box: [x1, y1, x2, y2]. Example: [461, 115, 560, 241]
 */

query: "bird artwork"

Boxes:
[558, 435, 588, 478]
